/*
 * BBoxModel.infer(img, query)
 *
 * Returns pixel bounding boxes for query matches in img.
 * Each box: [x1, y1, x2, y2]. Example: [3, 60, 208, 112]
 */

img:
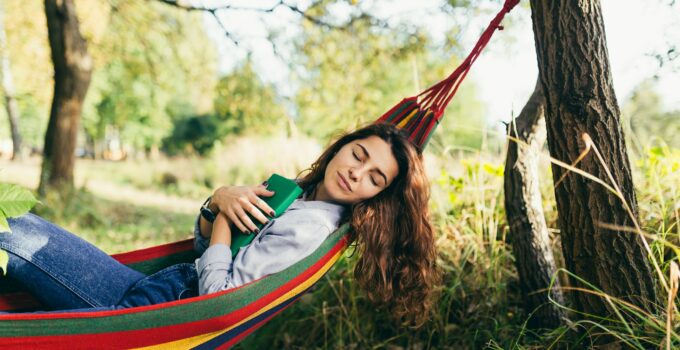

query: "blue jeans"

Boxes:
[0, 213, 198, 312]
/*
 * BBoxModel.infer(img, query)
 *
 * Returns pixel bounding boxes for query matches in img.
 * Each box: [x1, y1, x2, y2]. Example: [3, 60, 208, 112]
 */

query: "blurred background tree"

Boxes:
[622, 78, 680, 152]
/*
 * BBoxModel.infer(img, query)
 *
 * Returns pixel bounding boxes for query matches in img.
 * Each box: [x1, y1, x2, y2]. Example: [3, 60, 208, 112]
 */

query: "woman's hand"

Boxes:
[210, 184, 276, 233]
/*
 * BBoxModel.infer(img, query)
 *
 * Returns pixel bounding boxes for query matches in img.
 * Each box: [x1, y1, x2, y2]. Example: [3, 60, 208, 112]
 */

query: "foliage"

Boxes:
[1, 0, 52, 147]
[213, 61, 290, 137]
[162, 114, 224, 156]
[292, 1, 487, 150]
[0, 182, 38, 275]
[0, 182, 38, 232]
[81, 0, 218, 153]
[622, 78, 680, 152]
[292, 14, 427, 141]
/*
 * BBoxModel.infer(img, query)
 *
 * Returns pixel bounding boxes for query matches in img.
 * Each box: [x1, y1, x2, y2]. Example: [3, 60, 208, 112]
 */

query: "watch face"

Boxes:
[201, 207, 216, 223]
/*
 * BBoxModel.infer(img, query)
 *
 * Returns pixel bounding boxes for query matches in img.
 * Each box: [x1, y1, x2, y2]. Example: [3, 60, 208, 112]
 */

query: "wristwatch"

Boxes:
[200, 196, 217, 223]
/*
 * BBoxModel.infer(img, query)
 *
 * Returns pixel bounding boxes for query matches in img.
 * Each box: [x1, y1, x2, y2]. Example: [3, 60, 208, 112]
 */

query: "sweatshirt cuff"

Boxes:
[196, 244, 232, 273]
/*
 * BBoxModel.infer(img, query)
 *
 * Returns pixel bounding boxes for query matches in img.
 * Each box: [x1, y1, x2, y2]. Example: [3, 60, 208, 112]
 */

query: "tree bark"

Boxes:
[529, 0, 659, 318]
[39, 0, 93, 194]
[0, 3, 22, 160]
[505, 79, 566, 329]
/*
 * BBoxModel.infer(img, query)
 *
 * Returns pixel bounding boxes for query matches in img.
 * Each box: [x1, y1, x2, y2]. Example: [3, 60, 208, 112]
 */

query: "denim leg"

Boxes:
[118, 263, 198, 308]
[0, 213, 145, 310]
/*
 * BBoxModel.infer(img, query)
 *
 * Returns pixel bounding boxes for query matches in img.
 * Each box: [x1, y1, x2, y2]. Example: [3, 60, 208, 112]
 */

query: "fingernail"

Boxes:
[254, 228, 260, 234]
[270, 211, 275, 216]
[262, 181, 268, 187]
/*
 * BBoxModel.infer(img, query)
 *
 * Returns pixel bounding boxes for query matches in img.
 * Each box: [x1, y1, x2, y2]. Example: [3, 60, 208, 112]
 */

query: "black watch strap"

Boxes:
[200, 196, 217, 223]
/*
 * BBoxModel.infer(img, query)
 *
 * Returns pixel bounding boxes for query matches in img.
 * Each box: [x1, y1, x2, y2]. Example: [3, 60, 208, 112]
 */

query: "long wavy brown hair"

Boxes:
[297, 123, 440, 326]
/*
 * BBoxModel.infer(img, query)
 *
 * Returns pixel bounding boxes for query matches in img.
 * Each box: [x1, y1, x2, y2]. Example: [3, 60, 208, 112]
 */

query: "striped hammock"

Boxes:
[0, 0, 518, 348]
[0, 225, 350, 348]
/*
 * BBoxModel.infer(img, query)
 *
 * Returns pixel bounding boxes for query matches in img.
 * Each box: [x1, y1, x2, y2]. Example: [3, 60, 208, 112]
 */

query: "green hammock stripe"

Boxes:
[384, 99, 417, 123]
[411, 111, 432, 143]
[0, 225, 349, 337]
[420, 112, 439, 149]
[126, 250, 199, 274]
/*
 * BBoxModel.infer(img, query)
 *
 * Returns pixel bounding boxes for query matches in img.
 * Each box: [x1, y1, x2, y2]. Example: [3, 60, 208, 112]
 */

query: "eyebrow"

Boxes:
[357, 143, 388, 185]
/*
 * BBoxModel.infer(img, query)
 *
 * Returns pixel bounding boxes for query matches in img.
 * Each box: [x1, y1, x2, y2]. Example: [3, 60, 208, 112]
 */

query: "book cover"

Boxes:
[230, 174, 303, 257]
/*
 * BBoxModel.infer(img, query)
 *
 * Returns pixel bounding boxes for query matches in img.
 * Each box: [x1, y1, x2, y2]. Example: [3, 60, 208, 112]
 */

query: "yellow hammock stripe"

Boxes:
[396, 108, 418, 128]
[136, 247, 346, 349]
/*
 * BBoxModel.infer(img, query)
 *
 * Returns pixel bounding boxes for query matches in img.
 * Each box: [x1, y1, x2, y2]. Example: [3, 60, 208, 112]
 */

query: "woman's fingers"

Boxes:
[225, 208, 248, 233]
[239, 197, 269, 225]
[254, 185, 276, 197]
[253, 185, 276, 216]
[232, 204, 259, 233]
[248, 193, 276, 218]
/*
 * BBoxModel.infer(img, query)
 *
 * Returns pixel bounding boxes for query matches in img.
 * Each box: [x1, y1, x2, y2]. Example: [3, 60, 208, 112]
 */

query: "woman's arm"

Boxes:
[196, 212, 234, 295]
[210, 212, 232, 247]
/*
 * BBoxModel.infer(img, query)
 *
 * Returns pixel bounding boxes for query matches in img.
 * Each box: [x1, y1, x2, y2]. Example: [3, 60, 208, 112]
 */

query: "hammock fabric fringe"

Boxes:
[0, 0, 518, 348]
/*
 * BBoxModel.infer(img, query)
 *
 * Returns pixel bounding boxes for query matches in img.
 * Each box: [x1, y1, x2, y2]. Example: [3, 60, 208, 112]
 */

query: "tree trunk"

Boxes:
[529, 0, 659, 318]
[0, 3, 22, 160]
[505, 79, 566, 329]
[39, 0, 93, 194]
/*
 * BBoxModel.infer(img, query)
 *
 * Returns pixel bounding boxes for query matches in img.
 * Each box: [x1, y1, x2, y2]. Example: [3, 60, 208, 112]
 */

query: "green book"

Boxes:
[230, 174, 303, 257]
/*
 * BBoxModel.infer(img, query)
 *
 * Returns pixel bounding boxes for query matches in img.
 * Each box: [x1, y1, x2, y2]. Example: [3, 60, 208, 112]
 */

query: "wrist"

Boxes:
[200, 196, 217, 223]
[208, 202, 219, 212]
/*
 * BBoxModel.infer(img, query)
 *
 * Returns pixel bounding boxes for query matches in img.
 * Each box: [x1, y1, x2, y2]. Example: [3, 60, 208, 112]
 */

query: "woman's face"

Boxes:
[315, 136, 400, 205]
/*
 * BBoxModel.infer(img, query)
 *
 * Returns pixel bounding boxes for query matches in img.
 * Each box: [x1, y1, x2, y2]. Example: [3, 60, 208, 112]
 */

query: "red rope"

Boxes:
[375, 0, 519, 150]
[419, 0, 520, 119]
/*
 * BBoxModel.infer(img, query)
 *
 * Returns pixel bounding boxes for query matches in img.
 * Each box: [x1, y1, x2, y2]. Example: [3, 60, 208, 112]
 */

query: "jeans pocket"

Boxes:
[178, 288, 198, 300]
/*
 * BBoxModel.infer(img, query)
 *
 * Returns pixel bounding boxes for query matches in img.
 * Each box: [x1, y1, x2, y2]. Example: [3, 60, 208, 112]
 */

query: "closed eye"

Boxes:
[352, 151, 360, 161]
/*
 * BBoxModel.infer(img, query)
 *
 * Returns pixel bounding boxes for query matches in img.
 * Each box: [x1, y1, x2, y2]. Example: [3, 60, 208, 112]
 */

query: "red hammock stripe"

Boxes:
[112, 238, 194, 265]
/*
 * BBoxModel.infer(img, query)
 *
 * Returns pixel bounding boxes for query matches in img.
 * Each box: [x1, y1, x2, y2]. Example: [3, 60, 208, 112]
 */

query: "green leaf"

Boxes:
[0, 216, 8, 233]
[0, 183, 39, 233]
[0, 249, 7, 276]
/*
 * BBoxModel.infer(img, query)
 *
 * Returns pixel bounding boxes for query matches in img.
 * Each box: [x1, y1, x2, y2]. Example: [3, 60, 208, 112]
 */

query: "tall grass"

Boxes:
[0, 137, 677, 348]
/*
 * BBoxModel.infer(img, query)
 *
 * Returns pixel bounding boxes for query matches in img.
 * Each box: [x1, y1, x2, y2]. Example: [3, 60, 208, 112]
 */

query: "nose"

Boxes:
[348, 165, 366, 182]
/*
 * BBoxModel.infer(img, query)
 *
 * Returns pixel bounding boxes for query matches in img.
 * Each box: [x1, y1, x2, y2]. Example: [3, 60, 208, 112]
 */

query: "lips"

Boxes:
[337, 171, 352, 192]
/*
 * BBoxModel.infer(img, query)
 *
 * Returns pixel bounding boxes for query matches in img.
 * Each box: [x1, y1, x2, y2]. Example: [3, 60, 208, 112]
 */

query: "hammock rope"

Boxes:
[0, 1, 519, 348]
[376, 0, 520, 150]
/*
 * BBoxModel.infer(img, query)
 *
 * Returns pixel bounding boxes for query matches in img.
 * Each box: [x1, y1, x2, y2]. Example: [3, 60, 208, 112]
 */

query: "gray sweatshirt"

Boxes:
[193, 193, 347, 295]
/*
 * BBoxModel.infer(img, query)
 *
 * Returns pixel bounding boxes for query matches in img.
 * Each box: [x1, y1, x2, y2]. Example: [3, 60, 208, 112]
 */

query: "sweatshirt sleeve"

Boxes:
[195, 243, 236, 295]
[193, 214, 210, 255]
[195, 218, 331, 296]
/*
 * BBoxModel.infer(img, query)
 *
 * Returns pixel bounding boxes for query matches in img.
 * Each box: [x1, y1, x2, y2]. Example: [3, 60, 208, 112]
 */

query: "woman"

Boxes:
[1, 123, 439, 325]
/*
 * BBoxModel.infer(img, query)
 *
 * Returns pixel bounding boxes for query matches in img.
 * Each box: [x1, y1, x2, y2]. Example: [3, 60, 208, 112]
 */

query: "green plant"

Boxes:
[0, 182, 39, 275]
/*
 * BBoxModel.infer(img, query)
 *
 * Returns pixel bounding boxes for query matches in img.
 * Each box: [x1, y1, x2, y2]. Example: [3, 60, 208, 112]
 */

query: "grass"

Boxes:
[0, 137, 678, 348]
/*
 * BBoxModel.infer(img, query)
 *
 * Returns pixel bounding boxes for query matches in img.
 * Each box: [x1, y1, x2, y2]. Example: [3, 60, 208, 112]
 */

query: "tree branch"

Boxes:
[153, 0, 389, 33]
